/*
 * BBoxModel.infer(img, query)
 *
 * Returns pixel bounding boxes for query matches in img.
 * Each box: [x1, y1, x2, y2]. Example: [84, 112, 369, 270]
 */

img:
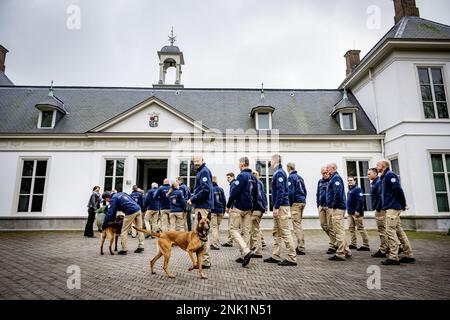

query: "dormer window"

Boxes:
[39, 110, 56, 129]
[251, 106, 275, 131]
[35, 82, 67, 130]
[331, 89, 358, 131]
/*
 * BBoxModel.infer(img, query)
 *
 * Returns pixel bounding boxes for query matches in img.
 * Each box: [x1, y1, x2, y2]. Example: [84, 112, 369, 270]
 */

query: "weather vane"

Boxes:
[168, 26, 176, 46]
[260, 82, 265, 100]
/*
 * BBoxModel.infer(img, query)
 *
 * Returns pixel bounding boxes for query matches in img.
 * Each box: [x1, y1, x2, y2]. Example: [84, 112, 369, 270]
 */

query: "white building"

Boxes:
[0, 0, 449, 231]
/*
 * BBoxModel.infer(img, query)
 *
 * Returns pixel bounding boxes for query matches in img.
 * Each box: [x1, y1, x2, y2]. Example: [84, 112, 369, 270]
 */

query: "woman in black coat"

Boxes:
[84, 186, 101, 238]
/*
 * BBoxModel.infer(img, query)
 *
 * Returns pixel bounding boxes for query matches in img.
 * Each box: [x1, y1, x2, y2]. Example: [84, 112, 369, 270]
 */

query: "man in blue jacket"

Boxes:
[225, 157, 257, 267]
[144, 182, 160, 239]
[316, 167, 336, 254]
[368, 168, 389, 258]
[377, 159, 415, 265]
[187, 155, 214, 268]
[153, 179, 171, 232]
[210, 176, 226, 250]
[168, 182, 186, 231]
[250, 170, 267, 258]
[263, 155, 297, 266]
[326, 163, 351, 261]
[346, 177, 370, 251]
[222, 172, 237, 247]
[102, 191, 144, 255]
[177, 177, 192, 231]
[287, 162, 307, 255]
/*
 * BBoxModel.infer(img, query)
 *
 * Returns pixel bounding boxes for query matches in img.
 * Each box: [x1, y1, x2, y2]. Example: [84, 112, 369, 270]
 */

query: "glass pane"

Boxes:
[434, 85, 446, 102]
[420, 85, 433, 101]
[256, 161, 267, 176]
[22, 161, 34, 176]
[347, 161, 357, 177]
[18, 195, 30, 212]
[342, 113, 354, 129]
[258, 113, 270, 130]
[358, 161, 369, 176]
[20, 178, 32, 194]
[41, 111, 53, 128]
[360, 177, 371, 194]
[431, 68, 443, 85]
[33, 178, 45, 194]
[179, 161, 188, 176]
[436, 193, 449, 212]
[116, 160, 124, 176]
[418, 68, 430, 84]
[105, 160, 114, 176]
[35, 161, 47, 176]
[189, 161, 196, 175]
[364, 195, 372, 211]
[391, 159, 400, 176]
[433, 174, 447, 192]
[437, 102, 449, 119]
[31, 195, 43, 212]
[115, 178, 123, 192]
[104, 177, 113, 191]
[446, 155, 450, 173]
[423, 102, 435, 119]
[431, 154, 444, 172]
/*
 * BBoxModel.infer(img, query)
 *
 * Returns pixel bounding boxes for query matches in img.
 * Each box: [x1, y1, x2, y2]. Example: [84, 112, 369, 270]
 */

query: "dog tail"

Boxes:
[132, 226, 161, 238]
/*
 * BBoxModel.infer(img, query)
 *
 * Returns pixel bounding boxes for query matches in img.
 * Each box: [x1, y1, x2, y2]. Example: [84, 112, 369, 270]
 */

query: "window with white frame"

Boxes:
[346, 160, 372, 211]
[104, 159, 124, 192]
[256, 112, 271, 130]
[390, 157, 401, 183]
[255, 160, 275, 211]
[418, 67, 449, 119]
[179, 160, 196, 191]
[38, 110, 56, 129]
[431, 154, 450, 212]
[340, 112, 356, 130]
[17, 159, 48, 212]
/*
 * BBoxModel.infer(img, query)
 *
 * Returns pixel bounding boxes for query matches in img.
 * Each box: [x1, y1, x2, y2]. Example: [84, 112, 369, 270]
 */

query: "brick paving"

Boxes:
[0, 230, 449, 300]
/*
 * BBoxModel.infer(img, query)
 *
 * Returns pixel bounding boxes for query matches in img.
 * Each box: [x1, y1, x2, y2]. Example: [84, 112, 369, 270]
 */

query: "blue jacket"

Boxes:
[227, 168, 258, 211]
[212, 183, 226, 214]
[381, 169, 406, 211]
[271, 164, 290, 209]
[228, 179, 236, 208]
[326, 172, 346, 210]
[144, 188, 160, 211]
[102, 192, 141, 229]
[347, 185, 364, 215]
[256, 179, 268, 214]
[130, 191, 144, 211]
[370, 177, 382, 212]
[179, 183, 191, 200]
[169, 188, 186, 213]
[288, 171, 307, 205]
[190, 163, 214, 209]
[316, 178, 329, 207]
[154, 184, 171, 210]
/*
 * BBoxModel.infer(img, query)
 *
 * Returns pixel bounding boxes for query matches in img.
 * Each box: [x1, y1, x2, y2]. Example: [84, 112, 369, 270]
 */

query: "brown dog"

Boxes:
[133, 211, 211, 279]
[100, 215, 124, 255]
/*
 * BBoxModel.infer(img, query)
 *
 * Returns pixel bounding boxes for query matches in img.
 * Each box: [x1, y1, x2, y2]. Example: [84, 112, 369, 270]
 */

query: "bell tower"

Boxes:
[153, 27, 184, 88]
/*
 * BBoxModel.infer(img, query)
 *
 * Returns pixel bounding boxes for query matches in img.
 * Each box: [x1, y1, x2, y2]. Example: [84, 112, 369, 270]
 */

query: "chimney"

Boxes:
[393, 0, 420, 24]
[0, 45, 8, 73]
[344, 50, 361, 76]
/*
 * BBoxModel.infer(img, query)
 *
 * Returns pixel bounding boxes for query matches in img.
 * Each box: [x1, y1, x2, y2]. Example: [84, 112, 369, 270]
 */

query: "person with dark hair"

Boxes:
[250, 170, 267, 258]
[177, 177, 192, 231]
[167, 181, 187, 231]
[210, 176, 226, 250]
[222, 172, 236, 247]
[144, 182, 160, 238]
[347, 176, 370, 251]
[287, 162, 307, 255]
[85, 185, 101, 238]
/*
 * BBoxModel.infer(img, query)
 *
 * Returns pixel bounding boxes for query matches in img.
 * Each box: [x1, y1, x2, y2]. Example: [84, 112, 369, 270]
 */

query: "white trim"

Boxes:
[428, 151, 450, 214]
[101, 157, 127, 192]
[339, 112, 357, 131]
[255, 112, 272, 131]
[37, 110, 56, 129]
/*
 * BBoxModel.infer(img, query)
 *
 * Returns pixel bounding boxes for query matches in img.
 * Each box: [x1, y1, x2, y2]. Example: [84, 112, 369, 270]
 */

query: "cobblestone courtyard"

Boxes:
[0, 230, 449, 300]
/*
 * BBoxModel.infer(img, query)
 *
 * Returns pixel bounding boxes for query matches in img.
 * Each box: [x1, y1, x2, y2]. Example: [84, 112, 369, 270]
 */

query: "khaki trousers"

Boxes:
[250, 211, 263, 255]
[169, 212, 185, 231]
[226, 213, 241, 245]
[144, 210, 159, 232]
[272, 206, 297, 263]
[120, 211, 144, 251]
[348, 214, 370, 247]
[160, 209, 171, 232]
[331, 209, 351, 259]
[319, 206, 336, 248]
[386, 209, 414, 261]
[375, 210, 389, 253]
[193, 208, 212, 266]
[229, 208, 252, 257]
[210, 213, 224, 248]
[291, 203, 306, 252]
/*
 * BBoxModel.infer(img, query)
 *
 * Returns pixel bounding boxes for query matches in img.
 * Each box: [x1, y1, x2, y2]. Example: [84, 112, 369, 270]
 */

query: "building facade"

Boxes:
[0, 0, 449, 231]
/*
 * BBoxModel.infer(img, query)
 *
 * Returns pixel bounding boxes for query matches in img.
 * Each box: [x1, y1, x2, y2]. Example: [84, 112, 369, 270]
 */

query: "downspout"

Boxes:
[369, 67, 385, 158]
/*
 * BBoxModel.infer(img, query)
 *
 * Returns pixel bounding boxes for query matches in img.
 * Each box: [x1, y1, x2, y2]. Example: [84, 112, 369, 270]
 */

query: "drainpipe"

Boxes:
[369, 68, 381, 134]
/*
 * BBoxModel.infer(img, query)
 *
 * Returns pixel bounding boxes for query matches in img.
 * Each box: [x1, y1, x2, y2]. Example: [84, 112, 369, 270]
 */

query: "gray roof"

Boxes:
[341, 16, 450, 86]
[0, 72, 13, 86]
[0, 86, 377, 135]
[160, 45, 181, 53]
[35, 94, 67, 114]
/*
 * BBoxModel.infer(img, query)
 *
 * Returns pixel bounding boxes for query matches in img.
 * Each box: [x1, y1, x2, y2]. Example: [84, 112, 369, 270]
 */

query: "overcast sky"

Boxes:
[1, 0, 450, 89]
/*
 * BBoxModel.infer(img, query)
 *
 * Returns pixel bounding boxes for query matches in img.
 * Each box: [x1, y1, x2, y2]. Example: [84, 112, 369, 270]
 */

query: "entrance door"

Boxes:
[136, 159, 168, 191]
